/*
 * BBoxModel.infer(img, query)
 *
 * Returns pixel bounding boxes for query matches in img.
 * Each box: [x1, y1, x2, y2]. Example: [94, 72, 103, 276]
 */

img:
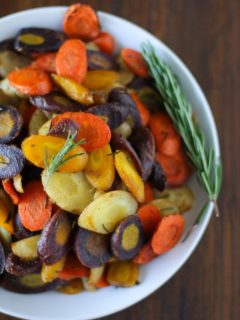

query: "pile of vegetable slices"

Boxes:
[0, 3, 194, 294]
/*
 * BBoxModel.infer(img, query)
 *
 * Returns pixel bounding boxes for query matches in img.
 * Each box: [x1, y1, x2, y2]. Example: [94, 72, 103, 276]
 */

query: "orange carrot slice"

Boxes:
[130, 92, 150, 126]
[133, 242, 157, 264]
[8, 67, 53, 96]
[58, 253, 89, 280]
[137, 204, 161, 236]
[151, 214, 184, 255]
[32, 52, 57, 73]
[144, 183, 154, 204]
[63, 3, 100, 40]
[56, 39, 87, 83]
[94, 32, 115, 55]
[51, 112, 111, 152]
[18, 181, 52, 232]
[156, 152, 192, 187]
[149, 112, 181, 155]
[121, 48, 149, 78]
[2, 179, 20, 205]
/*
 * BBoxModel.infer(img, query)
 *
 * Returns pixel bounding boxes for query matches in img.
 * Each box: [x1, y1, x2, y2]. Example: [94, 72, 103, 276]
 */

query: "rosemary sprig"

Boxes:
[44, 131, 85, 182]
[141, 42, 222, 228]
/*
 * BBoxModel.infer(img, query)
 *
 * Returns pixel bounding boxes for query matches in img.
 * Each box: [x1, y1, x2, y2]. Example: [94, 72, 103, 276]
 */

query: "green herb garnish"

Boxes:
[141, 42, 222, 229]
[44, 131, 85, 182]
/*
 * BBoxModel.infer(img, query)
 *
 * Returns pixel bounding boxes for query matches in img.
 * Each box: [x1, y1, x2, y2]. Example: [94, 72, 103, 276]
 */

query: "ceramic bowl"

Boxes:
[0, 7, 220, 320]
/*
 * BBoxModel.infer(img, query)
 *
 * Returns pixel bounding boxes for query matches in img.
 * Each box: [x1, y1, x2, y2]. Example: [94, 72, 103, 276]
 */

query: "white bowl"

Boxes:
[0, 7, 220, 320]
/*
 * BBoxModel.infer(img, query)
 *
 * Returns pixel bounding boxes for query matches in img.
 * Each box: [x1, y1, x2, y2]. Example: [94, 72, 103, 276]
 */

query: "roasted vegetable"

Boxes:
[114, 150, 144, 203]
[0, 38, 14, 51]
[0, 51, 31, 77]
[0, 227, 11, 253]
[74, 227, 111, 267]
[110, 132, 142, 175]
[0, 241, 5, 275]
[38, 209, 72, 265]
[85, 144, 115, 191]
[114, 121, 132, 138]
[87, 102, 128, 129]
[149, 160, 166, 192]
[0, 105, 23, 143]
[137, 86, 163, 112]
[41, 256, 66, 283]
[109, 88, 141, 128]
[130, 126, 155, 181]
[111, 215, 144, 260]
[154, 186, 194, 213]
[1, 273, 64, 293]
[48, 118, 80, 138]
[150, 199, 179, 216]
[11, 235, 40, 260]
[58, 278, 83, 294]
[87, 50, 118, 70]
[14, 213, 36, 240]
[22, 135, 88, 173]
[0, 189, 14, 233]
[28, 109, 48, 136]
[52, 74, 93, 106]
[87, 265, 105, 288]
[14, 28, 66, 54]
[5, 253, 41, 276]
[83, 70, 118, 90]
[30, 92, 84, 114]
[13, 174, 23, 194]
[0, 144, 25, 179]
[42, 171, 95, 214]
[107, 260, 139, 287]
[78, 190, 138, 234]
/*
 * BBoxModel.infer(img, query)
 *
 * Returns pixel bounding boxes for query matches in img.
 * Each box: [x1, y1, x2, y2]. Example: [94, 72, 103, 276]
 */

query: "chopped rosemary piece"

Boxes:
[44, 131, 85, 182]
[141, 42, 222, 230]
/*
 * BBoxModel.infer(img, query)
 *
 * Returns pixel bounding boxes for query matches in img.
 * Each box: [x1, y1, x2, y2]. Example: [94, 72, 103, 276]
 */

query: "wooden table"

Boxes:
[0, 0, 234, 319]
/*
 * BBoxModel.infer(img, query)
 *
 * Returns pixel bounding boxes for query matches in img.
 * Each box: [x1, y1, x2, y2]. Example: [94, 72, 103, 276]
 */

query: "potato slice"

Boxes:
[11, 235, 40, 260]
[83, 266, 105, 291]
[150, 199, 179, 216]
[78, 190, 138, 234]
[115, 150, 144, 203]
[42, 171, 95, 214]
[155, 186, 194, 213]
[28, 109, 48, 136]
[38, 119, 51, 135]
[85, 144, 115, 191]
[41, 256, 66, 283]
[107, 260, 139, 287]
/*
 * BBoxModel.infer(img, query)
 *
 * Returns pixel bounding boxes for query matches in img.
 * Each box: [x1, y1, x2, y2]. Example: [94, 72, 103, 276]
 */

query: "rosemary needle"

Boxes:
[44, 131, 85, 182]
[141, 42, 222, 230]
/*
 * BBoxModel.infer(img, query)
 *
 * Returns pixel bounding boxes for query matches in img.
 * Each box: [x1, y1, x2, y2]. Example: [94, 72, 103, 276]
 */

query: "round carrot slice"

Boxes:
[8, 67, 53, 96]
[63, 3, 100, 40]
[32, 52, 57, 73]
[137, 204, 161, 236]
[151, 214, 184, 255]
[51, 112, 111, 152]
[94, 32, 115, 55]
[56, 39, 87, 83]
[18, 181, 52, 232]
[121, 48, 149, 78]
[156, 152, 192, 187]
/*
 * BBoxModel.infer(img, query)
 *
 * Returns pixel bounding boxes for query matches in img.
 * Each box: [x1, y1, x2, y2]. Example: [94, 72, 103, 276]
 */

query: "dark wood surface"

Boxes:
[0, 0, 234, 319]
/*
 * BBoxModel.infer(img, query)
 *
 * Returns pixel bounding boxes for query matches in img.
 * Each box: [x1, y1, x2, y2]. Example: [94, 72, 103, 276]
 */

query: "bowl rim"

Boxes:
[0, 6, 221, 320]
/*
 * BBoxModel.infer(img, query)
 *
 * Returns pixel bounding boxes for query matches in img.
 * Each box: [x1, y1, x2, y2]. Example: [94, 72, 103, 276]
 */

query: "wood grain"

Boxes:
[0, 0, 235, 319]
